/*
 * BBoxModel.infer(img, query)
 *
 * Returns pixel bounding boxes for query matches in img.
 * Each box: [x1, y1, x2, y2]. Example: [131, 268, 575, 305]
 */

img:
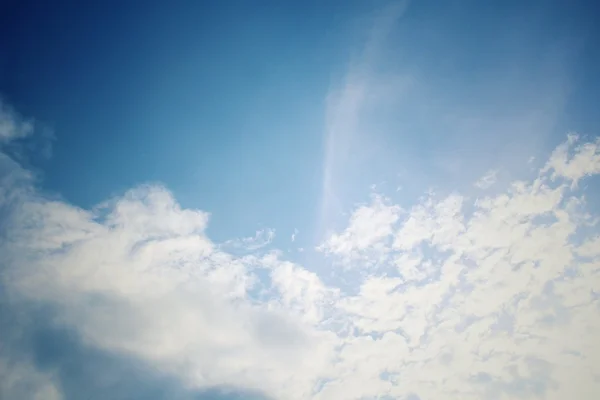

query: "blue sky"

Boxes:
[3, 0, 598, 247]
[1, 1, 600, 399]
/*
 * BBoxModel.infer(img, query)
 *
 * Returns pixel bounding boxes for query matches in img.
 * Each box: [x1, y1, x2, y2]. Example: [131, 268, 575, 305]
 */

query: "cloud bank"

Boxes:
[1, 90, 600, 400]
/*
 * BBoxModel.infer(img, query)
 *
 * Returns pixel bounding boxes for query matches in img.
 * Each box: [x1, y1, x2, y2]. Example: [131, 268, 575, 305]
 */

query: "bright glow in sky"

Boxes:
[1, 1, 600, 399]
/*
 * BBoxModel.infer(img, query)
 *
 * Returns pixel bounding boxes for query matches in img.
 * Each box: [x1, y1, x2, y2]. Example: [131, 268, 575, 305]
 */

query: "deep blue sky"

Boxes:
[1, 0, 599, 247]
[1, 0, 376, 245]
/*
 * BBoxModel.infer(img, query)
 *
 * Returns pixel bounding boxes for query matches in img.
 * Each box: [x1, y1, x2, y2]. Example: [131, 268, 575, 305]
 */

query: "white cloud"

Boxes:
[541, 134, 600, 188]
[0, 355, 62, 400]
[222, 228, 275, 251]
[318, 194, 401, 266]
[474, 169, 498, 189]
[577, 236, 600, 258]
[0, 98, 34, 142]
[313, 135, 600, 399]
[2, 184, 328, 400]
[1, 87, 600, 400]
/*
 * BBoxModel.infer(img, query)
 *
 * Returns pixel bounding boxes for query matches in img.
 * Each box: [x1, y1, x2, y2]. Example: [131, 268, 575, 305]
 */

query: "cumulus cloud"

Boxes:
[1, 184, 329, 400]
[541, 134, 600, 188]
[311, 135, 600, 399]
[1, 92, 600, 399]
[318, 194, 401, 267]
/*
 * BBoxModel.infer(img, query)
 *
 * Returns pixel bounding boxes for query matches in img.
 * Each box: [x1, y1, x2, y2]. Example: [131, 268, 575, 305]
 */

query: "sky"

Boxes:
[1, 0, 600, 399]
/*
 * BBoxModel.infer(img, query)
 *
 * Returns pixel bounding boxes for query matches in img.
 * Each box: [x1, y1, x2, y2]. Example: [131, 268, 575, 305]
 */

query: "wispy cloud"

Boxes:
[319, 1, 410, 232]
[0, 355, 62, 400]
[223, 228, 276, 251]
[474, 169, 498, 189]
[0, 98, 34, 143]
[0, 97, 54, 161]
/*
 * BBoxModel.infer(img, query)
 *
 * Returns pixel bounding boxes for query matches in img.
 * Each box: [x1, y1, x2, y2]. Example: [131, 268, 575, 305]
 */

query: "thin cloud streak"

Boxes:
[319, 1, 409, 235]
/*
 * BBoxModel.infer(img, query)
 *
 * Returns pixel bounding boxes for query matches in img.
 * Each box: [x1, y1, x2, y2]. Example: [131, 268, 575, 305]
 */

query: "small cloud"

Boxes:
[0, 98, 34, 143]
[541, 134, 600, 188]
[224, 228, 275, 251]
[474, 169, 498, 189]
[0, 99, 54, 162]
[291, 228, 299, 242]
